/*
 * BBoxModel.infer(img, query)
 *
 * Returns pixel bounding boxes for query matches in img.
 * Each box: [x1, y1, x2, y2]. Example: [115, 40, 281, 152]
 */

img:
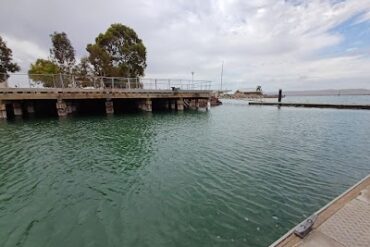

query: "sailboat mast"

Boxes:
[220, 61, 224, 91]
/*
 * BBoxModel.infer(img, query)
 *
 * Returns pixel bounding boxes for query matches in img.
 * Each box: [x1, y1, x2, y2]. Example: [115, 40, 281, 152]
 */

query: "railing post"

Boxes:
[4, 74, 8, 88]
[111, 78, 114, 89]
[155, 79, 157, 90]
[136, 78, 138, 89]
[72, 75, 76, 88]
[100, 77, 104, 88]
[128, 78, 131, 89]
[53, 75, 56, 88]
[59, 73, 64, 88]
[168, 79, 171, 90]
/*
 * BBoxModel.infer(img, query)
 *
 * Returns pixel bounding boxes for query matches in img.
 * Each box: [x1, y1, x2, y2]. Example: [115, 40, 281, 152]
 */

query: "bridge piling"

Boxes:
[56, 99, 67, 117]
[170, 100, 176, 110]
[0, 101, 7, 119]
[13, 102, 23, 117]
[195, 99, 200, 110]
[105, 99, 114, 115]
[177, 98, 184, 111]
[206, 99, 211, 111]
[66, 102, 73, 115]
[138, 98, 152, 112]
[26, 102, 35, 115]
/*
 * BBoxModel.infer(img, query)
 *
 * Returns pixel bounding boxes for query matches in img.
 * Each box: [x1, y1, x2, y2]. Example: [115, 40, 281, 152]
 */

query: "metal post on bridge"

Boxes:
[59, 73, 64, 88]
[72, 75, 76, 88]
[155, 79, 157, 90]
[52, 75, 56, 88]
[100, 77, 104, 88]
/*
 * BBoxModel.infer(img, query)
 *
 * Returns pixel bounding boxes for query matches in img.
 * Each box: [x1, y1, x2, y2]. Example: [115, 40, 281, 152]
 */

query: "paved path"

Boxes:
[296, 184, 370, 247]
[270, 175, 370, 247]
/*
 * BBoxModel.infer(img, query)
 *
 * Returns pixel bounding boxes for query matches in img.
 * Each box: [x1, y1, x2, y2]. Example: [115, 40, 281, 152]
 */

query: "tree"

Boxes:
[73, 56, 95, 88]
[86, 23, 147, 77]
[28, 59, 60, 87]
[50, 32, 76, 73]
[74, 57, 93, 76]
[0, 35, 20, 81]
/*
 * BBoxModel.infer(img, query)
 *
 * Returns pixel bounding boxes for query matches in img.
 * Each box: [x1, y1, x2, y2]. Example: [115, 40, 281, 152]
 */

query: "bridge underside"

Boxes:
[0, 88, 213, 119]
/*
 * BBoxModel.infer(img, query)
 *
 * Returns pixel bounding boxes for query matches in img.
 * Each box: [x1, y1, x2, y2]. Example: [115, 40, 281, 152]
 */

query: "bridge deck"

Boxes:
[0, 88, 213, 100]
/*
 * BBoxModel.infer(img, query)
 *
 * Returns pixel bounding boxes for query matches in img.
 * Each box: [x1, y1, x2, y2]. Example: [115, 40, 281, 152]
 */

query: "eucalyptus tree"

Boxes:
[50, 32, 76, 74]
[0, 35, 20, 81]
[86, 23, 147, 77]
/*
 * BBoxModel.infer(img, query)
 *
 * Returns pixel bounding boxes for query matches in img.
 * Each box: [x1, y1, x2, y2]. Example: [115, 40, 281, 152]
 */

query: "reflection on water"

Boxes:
[1, 101, 370, 247]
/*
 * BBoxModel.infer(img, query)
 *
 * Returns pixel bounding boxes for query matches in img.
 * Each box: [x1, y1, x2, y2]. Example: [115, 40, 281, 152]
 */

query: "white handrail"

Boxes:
[0, 73, 212, 91]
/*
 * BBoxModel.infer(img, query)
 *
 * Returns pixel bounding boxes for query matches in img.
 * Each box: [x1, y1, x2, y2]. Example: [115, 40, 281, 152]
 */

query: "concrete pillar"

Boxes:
[138, 99, 150, 112]
[71, 104, 77, 113]
[163, 100, 169, 110]
[0, 101, 7, 119]
[170, 100, 176, 110]
[56, 99, 67, 117]
[206, 99, 211, 111]
[105, 99, 114, 115]
[177, 98, 184, 111]
[66, 102, 73, 114]
[195, 99, 200, 110]
[141, 98, 152, 112]
[26, 102, 35, 115]
[13, 102, 23, 117]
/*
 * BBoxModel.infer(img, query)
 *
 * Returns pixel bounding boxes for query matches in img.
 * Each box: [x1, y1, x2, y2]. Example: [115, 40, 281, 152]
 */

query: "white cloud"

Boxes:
[1, 34, 48, 72]
[1, 0, 370, 90]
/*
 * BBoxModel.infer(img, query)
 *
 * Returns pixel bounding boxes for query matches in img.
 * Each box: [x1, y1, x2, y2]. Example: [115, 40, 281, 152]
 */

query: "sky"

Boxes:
[1, 0, 370, 91]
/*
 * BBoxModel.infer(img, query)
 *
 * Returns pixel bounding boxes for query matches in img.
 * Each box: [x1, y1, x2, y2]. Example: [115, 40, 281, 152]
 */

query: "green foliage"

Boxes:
[73, 56, 95, 88]
[50, 32, 76, 73]
[86, 23, 147, 77]
[0, 35, 20, 81]
[28, 59, 60, 87]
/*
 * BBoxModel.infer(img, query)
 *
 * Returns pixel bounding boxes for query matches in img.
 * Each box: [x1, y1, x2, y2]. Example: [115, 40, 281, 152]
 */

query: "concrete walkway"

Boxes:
[270, 175, 370, 247]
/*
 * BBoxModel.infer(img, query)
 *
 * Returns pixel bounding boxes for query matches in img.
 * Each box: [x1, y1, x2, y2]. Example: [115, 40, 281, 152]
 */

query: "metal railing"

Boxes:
[0, 73, 212, 91]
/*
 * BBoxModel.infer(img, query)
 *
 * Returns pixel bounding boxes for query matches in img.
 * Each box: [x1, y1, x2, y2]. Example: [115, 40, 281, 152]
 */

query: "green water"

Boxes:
[1, 99, 370, 247]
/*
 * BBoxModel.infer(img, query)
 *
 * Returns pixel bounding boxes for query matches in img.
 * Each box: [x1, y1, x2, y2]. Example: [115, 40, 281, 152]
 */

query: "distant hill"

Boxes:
[282, 89, 370, 96]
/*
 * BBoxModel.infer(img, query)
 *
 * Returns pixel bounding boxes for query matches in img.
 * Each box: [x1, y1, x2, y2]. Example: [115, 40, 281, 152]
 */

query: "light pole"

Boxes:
[220, 61, 224, 91]
[191, 71, 194, 84]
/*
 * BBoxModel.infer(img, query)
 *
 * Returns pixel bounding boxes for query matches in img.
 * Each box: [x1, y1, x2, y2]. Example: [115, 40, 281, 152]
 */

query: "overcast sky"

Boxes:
[1, 0, 370, 91]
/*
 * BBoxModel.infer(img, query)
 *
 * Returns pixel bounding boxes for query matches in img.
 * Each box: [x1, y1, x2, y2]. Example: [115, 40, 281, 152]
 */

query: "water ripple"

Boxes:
[1, 101, 370, 246]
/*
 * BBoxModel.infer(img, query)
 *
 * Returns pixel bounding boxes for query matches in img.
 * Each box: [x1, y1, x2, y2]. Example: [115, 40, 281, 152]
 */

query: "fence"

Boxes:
[0, 73, 212, 91]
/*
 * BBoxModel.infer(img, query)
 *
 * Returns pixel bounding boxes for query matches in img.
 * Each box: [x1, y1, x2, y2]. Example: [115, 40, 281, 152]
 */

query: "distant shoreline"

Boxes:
[280, 89, 370, 97]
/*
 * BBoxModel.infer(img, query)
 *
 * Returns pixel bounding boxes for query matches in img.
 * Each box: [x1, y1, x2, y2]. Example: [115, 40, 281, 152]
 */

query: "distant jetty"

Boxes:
[249, 102, 370, 110]
[220, 87, 284, 100]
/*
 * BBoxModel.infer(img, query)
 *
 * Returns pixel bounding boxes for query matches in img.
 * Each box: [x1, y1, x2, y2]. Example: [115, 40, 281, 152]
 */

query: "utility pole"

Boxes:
[220, 61, 224, 91]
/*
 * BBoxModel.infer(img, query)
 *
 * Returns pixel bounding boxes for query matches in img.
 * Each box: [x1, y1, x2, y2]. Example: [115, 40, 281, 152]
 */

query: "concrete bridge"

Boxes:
[0, 74, 214, 119]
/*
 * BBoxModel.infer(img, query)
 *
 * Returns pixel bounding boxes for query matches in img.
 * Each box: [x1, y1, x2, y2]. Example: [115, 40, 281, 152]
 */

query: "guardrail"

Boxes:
[0, 73, 212, 91]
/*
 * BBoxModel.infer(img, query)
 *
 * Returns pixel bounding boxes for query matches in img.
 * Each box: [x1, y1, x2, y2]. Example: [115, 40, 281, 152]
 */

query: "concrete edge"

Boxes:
[268, 174, 370, 247]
